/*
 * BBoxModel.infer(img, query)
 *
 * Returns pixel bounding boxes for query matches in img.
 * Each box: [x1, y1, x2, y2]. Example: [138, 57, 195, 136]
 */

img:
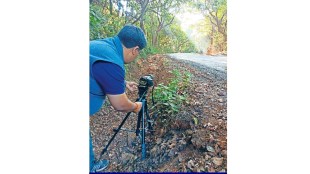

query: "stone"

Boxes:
[187, 160, 195, 170]
[217, 92, 225, 96]
[212, 157, 223, 166]
[207, 146, 215, 153]
[191, 130, 207, 149]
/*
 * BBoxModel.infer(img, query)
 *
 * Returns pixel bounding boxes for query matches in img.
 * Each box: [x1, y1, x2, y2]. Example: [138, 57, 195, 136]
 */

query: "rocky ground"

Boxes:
[90, 54, 227, 172]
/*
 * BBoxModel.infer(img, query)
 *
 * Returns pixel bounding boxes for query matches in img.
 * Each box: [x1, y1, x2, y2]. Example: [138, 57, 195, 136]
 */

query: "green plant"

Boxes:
[152, 69, 192, 127]
[89, 4, 125, 40]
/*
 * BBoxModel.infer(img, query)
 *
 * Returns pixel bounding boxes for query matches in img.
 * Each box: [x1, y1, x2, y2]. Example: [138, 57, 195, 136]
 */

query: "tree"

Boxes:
[148, 0, 185, 46]
[194, 0, 227, 54]
[89, 0, 198, 54]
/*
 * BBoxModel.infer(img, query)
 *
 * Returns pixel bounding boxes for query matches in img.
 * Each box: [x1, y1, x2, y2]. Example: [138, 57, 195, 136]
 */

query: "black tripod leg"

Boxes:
[136, 106, 142, 136]
[99, 111, 132, 160]
[141, 99, 146, 159]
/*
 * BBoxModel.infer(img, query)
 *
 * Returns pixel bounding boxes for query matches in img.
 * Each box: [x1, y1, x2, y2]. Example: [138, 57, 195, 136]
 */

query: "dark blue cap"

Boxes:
[117, 25, 147, 50]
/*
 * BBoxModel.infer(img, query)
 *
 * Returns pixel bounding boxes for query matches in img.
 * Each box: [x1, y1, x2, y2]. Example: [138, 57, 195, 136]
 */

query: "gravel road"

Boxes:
[167, 53, 227, 80]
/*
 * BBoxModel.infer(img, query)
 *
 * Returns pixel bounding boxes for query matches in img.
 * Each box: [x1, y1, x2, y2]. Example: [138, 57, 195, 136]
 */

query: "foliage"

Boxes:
[152, 69, 192, 127]
[89, 0, 197, 55]
[89, 3, 125, 40]
[193, 0, 227, 54]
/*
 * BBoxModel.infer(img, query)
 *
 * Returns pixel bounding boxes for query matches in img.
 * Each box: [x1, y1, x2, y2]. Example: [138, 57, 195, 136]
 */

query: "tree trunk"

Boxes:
[207, 25, 216, 55]
[109, 0, 113, 15]
[140, 17, 146, 34]
[152, 32, 158, 46]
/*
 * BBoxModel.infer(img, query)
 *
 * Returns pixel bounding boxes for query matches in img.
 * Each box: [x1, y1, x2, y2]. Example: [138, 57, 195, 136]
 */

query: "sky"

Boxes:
[174, 6, 208, 53]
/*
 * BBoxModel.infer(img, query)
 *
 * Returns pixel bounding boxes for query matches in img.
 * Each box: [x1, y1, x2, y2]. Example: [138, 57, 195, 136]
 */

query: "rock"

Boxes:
[191, 137, 204, 149]
[218, 98, 224, 103]
[212, 157, 223, 166]
[207, 146, 215, 153]
[191, 130, 207, 149]
[187, 160, 195, 170]
[174, 120, 191, 129]
[217, 92, 225, 96]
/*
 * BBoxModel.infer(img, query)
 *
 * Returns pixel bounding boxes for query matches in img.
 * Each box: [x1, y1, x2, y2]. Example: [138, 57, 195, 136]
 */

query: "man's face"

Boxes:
[125, 46, 140, 64]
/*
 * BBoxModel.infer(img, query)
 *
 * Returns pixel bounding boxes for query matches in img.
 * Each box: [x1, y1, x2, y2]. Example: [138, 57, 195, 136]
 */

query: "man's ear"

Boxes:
[132, 46, 139, 55]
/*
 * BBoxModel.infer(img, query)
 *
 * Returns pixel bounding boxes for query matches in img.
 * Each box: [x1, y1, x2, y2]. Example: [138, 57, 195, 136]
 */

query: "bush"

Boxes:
[152, 69, 192, 127]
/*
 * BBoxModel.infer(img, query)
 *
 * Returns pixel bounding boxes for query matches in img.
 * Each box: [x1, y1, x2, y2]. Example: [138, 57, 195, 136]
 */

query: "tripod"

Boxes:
[135, 84, 154, 159]
[98, 75, 154, 161]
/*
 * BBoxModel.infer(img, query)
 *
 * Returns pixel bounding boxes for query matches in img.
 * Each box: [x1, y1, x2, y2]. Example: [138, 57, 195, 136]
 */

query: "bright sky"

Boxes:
[175, 9, 208, 53]
[175, 12, 204, 33]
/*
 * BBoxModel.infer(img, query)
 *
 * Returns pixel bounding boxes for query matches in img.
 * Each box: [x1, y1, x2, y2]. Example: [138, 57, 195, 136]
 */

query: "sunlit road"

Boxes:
[167, 53, 227, 72]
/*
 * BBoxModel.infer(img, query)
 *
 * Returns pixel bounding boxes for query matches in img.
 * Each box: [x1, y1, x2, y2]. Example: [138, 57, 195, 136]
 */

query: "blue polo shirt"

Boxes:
[92, 61, 125, 95]
[89, 36, 125, 115]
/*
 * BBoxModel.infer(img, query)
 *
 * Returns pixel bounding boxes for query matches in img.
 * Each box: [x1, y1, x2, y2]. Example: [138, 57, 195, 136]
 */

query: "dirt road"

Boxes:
[167, 53, 227, 72]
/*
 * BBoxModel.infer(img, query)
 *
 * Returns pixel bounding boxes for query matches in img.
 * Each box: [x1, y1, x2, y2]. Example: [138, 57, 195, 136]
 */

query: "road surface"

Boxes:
[167, 53, 227, 72]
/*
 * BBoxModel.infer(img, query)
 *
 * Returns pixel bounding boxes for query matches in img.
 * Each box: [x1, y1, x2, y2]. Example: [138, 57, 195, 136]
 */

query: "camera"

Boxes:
[138, 75, 154, 88]
[138, 75, 154, 97]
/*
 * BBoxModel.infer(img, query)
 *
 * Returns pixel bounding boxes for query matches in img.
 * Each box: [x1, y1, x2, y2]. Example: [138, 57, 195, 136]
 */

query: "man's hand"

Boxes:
[126, 81, 138, 92]
[133, 102, 142, 113]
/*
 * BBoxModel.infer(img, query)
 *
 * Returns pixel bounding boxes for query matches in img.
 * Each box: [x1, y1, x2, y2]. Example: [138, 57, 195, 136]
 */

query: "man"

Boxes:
[89, 25, 147, 172]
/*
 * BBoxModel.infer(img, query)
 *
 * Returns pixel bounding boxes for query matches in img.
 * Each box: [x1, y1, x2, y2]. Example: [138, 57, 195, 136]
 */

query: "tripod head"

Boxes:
[138, 75, 154, 98]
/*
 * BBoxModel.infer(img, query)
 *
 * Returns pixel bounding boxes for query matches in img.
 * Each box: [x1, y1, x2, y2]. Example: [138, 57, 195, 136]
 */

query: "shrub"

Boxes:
[152, 69, 192, 127]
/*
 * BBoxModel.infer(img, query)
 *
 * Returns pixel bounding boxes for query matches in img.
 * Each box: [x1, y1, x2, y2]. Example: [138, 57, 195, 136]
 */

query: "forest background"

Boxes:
[90, 0, 227, 56]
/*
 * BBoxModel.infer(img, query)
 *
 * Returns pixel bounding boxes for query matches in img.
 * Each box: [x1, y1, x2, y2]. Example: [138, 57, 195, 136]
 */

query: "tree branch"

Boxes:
[163, 16, 175, 28]
[220, 9, 227, 22]
[132, 0, 149, 24]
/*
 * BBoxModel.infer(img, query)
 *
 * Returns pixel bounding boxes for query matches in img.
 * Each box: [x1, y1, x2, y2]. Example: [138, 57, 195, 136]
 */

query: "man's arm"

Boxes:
[107, 93, 142, 113]
[92, 61, 142, 113]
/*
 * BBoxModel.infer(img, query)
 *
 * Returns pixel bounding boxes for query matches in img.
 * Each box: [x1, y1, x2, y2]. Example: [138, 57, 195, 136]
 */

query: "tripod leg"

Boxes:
[99, 111, 132, 160]
[136, 105, 142, 136]
[141, 99, 146, 160]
